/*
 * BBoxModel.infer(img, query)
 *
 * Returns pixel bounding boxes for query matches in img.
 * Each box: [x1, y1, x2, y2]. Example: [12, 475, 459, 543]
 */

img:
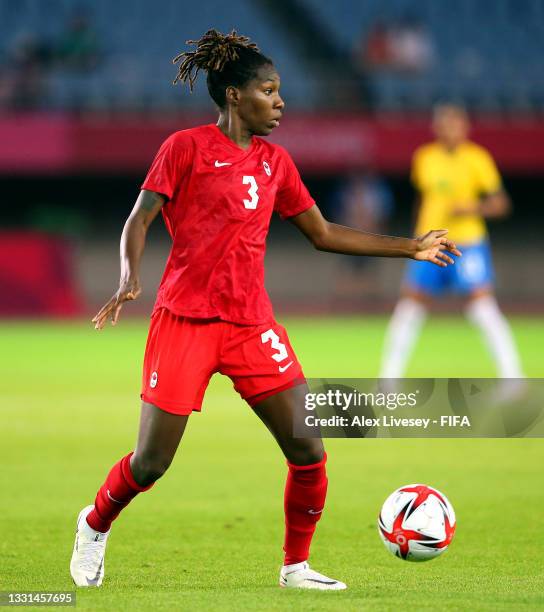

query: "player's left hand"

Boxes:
[451, 203, 478, 217]
[413, 229, 462, 267]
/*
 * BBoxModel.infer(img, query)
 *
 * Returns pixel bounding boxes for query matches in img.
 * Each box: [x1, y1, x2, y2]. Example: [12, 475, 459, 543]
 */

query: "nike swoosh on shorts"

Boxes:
[279, 361, 294, 373]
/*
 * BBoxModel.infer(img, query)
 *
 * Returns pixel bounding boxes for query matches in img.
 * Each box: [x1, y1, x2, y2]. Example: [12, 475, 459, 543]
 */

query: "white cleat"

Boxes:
[279, 561, 347, 590]
[70, 505, 109, 587]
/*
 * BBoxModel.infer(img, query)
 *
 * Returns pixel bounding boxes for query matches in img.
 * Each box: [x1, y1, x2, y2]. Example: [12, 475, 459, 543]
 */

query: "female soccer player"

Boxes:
[70, 30, 460, 590]
[380, 104, 523, 383]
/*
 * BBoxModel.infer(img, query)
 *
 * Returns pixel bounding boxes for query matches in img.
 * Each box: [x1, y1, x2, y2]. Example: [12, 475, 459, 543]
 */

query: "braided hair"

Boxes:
[173, 29, 273, 108]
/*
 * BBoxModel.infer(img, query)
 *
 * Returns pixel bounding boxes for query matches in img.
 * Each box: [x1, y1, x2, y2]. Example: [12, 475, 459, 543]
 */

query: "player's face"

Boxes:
[432, 107, 469, 148]
[236, 65, 284, 136]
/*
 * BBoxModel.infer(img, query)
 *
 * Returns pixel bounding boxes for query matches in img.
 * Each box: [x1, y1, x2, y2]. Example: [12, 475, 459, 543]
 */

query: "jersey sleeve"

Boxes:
[141, 133, 191, 200]
[274, 147, 315, 220]
[473, 147, 502, 195]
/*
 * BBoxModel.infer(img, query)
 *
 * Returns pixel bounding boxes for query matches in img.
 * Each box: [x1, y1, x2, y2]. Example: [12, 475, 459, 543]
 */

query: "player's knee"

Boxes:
[286, 440, 324, 467]
[131, 451, 172, 486]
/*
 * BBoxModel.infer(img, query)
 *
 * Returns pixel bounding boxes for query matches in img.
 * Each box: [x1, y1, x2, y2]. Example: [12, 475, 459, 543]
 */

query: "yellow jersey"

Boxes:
[411, 140, 502, 244]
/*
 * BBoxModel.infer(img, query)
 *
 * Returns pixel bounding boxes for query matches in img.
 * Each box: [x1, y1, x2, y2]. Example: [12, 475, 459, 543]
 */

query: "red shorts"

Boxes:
[141, 308, 305, 415]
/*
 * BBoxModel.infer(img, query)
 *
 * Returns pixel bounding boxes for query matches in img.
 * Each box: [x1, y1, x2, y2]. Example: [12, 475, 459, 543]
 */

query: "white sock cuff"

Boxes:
[395, 298, 427, 322]
[465, 294, 498, 322]
[282, 561, 308, 571]
[379, 298, 427, 379]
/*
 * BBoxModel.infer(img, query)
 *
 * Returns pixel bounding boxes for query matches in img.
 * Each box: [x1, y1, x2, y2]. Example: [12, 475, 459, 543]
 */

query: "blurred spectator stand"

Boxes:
[0, 231, 84, 317]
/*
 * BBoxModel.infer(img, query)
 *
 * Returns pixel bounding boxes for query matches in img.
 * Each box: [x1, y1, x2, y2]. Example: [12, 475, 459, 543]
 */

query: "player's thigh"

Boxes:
[141, 308, 220, 415]
[220, 321, 321, 464]
[253, 384, 324, 466]
[221, 320, 304, 407]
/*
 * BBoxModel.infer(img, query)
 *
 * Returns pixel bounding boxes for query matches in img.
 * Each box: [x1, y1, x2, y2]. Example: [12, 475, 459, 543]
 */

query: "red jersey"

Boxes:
[141, 124, 315, 325]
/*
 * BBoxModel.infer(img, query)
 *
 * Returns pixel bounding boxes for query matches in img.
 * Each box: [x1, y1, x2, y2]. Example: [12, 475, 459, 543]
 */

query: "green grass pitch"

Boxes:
[1, 316, 543, 610]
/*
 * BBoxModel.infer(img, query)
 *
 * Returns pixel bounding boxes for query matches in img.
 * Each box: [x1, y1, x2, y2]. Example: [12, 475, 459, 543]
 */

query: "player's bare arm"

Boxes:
[290, 204, 461, 267]
[478, 189, 511, 218]
[452, 189, 511, 219]
[92, 189, 166, 330]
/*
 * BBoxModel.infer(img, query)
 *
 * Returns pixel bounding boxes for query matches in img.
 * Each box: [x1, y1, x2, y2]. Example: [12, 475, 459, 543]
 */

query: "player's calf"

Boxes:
[130, 450, 173, 486]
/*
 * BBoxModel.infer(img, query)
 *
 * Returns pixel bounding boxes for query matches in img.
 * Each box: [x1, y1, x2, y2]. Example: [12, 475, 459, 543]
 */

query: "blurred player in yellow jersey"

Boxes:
[380, 104, 523, 379]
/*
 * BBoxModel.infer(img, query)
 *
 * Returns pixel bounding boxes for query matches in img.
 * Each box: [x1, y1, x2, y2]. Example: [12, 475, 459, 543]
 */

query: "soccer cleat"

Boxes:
[70, 505, 109, 587]
[279, 561, 347, 590]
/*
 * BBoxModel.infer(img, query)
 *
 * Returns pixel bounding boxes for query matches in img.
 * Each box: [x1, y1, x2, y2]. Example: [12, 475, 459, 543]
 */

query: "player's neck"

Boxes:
[439, 139, 464, 153]
[216, 115, 253, 150]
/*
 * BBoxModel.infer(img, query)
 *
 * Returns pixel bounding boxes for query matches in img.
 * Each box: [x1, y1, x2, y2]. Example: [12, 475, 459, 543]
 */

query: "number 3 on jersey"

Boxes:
[242, 175, 259, 209]
[261, 329, 288, 362]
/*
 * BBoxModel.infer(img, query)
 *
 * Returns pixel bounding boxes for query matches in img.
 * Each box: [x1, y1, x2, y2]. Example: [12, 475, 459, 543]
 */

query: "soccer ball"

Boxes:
[378, 484, 456, 562]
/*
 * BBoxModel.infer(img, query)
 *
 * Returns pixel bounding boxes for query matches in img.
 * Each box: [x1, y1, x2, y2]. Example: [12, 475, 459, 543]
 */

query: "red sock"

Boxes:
[86, 452, 153, 533]
[283, 453, 328, 565]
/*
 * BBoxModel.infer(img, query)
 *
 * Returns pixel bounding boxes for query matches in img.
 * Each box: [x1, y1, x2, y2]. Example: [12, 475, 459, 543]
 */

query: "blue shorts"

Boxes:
[404, 241, 494, 296]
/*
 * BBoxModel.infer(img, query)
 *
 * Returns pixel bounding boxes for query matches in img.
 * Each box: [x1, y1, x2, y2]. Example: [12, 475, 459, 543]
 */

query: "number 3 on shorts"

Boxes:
[242, 175, 259, 209]
[261, 329, 288, 362]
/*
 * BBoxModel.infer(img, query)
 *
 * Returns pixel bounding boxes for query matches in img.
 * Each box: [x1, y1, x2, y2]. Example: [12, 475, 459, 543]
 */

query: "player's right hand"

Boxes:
[91, 279, 142, 330]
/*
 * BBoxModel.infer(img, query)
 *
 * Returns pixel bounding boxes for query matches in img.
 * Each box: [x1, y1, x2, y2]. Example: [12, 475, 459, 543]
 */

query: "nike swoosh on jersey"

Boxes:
[214, 160, 232, 167]
[278, 361, 294, 373]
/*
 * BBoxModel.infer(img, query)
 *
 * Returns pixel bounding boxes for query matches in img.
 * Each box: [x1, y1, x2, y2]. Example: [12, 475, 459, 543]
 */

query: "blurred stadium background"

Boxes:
[1, 0, 543, 317]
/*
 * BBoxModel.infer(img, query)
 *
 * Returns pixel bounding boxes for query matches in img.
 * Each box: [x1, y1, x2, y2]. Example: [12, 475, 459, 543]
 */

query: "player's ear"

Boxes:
[225, 86, 240, 106]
